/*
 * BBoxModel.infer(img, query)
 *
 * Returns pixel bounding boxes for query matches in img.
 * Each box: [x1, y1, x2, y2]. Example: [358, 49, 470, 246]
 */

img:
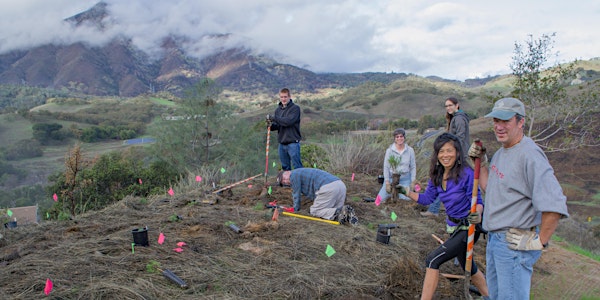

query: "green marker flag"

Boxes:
[7, 209, 12, 217]
[220, 167, 226, 173]
[313, 163, 317, 168]
[325, 244, 336, 257]
[131, 243, 135, 254]
[391, 211, 398, 221]
[46, 212, 50, 219]
[272, 162, 276, 167]
[268, 186, 272, 195]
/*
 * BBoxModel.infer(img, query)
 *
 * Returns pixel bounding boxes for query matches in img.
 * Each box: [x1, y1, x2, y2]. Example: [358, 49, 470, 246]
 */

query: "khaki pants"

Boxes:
[309, 180, 346, 220]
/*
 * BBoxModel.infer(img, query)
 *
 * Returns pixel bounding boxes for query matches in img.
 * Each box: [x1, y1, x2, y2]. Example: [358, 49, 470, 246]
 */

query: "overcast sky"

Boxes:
[1, 0, 599, 80]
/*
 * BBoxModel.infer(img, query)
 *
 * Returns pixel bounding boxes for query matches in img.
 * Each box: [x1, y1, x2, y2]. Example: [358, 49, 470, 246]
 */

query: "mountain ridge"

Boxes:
[0, 2, 493, 97]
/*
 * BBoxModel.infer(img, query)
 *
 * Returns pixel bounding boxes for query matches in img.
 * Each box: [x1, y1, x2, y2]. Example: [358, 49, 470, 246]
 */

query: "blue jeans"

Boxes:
[377, 176, 411, 202]
[486, 231, 541, 300]
[278, 142, 303, 171]
[427, 197, 441, 214]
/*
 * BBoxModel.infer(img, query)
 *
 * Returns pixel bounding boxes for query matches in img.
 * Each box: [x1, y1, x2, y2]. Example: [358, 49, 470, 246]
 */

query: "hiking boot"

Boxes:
[420, 211, 439, 218]
[349, 214, 359, 226]
[345, 205, 359, 226]
[335, 207, 348, 224]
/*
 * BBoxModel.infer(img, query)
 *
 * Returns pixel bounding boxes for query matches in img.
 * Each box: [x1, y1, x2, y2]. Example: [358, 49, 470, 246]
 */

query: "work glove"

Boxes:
[467, 211, 482, 225]
[385, 183, 392, 194]
[410, 180, 422, 192]
[266, 114, 273, 127]
[505, 228, 544, 251]
[396, 185, 409, 196]
[468, 139, 486, 160]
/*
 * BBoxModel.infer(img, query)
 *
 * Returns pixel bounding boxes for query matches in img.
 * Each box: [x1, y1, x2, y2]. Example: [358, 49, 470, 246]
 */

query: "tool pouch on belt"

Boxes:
[447, 216, 488, 243]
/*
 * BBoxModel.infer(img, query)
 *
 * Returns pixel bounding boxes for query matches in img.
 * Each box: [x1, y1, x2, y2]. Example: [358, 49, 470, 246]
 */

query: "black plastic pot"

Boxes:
[376, 229, 390, 244]
[132, 227, 149, 246]
[4, 221, 17, 229]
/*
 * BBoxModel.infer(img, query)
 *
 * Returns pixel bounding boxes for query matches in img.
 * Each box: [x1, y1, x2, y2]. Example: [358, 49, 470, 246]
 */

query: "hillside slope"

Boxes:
[1, 174, 598, 299]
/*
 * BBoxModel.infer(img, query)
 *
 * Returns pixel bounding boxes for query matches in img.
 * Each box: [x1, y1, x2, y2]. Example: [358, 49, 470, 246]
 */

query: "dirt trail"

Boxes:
[531, 241, 600, 299]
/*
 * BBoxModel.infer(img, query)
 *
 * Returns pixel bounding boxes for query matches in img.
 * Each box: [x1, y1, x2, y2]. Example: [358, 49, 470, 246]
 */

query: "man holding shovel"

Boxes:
[469, 97, 569, 299]
[267, 88, 303, 171]
[277, 168, 357, 225]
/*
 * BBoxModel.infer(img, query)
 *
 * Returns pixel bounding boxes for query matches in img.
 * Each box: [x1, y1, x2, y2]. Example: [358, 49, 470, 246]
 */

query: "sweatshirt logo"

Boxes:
[490, 164, 504, 179]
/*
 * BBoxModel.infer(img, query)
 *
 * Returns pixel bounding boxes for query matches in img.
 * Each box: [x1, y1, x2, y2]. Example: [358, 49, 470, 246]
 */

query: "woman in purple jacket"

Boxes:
[399, 133, 489, 299]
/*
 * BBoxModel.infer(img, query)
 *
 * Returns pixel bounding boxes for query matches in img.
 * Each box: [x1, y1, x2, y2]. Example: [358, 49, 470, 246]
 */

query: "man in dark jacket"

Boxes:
[268, 88, 303, 170]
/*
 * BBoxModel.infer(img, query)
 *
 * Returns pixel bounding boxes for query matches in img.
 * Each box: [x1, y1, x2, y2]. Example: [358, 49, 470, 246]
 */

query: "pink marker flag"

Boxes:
[168, 187, 174, 196]
[195, 175, 202, 182]
[44, 278, 53, 296]
[375, 194, 382, 206]
[173, 247, 183, 253]
[138, 178, 142, 184]
[158, 232, 165, 245]
[414, 184, 421, 192]
[52, 193, 58, 202]
[247, 184, 253, 188]
[177, 241, 187, 247]
[351, 173, 355, 181]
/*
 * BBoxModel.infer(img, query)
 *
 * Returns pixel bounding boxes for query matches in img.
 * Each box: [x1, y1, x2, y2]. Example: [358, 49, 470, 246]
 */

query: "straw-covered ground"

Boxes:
[1, 174, 599, 299]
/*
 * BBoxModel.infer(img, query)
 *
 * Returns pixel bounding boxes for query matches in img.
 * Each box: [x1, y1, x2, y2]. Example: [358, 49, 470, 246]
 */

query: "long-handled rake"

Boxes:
[212, 174, 262, 194]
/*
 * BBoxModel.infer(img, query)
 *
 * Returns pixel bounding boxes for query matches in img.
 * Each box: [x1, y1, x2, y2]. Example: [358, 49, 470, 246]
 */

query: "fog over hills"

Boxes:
[0, 2, 502, 97]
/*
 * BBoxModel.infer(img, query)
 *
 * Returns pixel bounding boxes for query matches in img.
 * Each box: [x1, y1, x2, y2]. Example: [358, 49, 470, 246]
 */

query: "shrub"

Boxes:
[301, 144, 329, 169]
[321, 133, 382, 175]
[46, 148, 183, 218]
[3, 139, 43, 160]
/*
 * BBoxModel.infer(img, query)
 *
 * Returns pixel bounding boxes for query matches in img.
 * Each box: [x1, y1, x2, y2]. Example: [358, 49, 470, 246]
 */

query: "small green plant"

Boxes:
[253, 202, 264, 211]
[0, 209, 10, 225]
[388, 155, 401, 172]
[146, 260, 161, 273]
[168, 214, 180, 222]
[57, 211, 71, 221]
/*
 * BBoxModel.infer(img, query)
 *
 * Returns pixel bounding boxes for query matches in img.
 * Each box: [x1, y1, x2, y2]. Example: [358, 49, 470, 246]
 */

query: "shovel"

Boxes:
[464, 139, 483, 299]
[261, 118, 272, 197]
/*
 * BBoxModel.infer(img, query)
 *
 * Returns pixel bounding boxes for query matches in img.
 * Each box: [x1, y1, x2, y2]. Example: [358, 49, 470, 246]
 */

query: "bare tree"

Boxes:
[510, 33, 600, 152]
[63, 144, 85, 216]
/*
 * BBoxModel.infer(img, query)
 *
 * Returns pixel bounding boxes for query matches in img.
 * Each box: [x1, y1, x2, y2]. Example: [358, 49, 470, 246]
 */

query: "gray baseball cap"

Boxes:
[485, 97, 526, 120]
